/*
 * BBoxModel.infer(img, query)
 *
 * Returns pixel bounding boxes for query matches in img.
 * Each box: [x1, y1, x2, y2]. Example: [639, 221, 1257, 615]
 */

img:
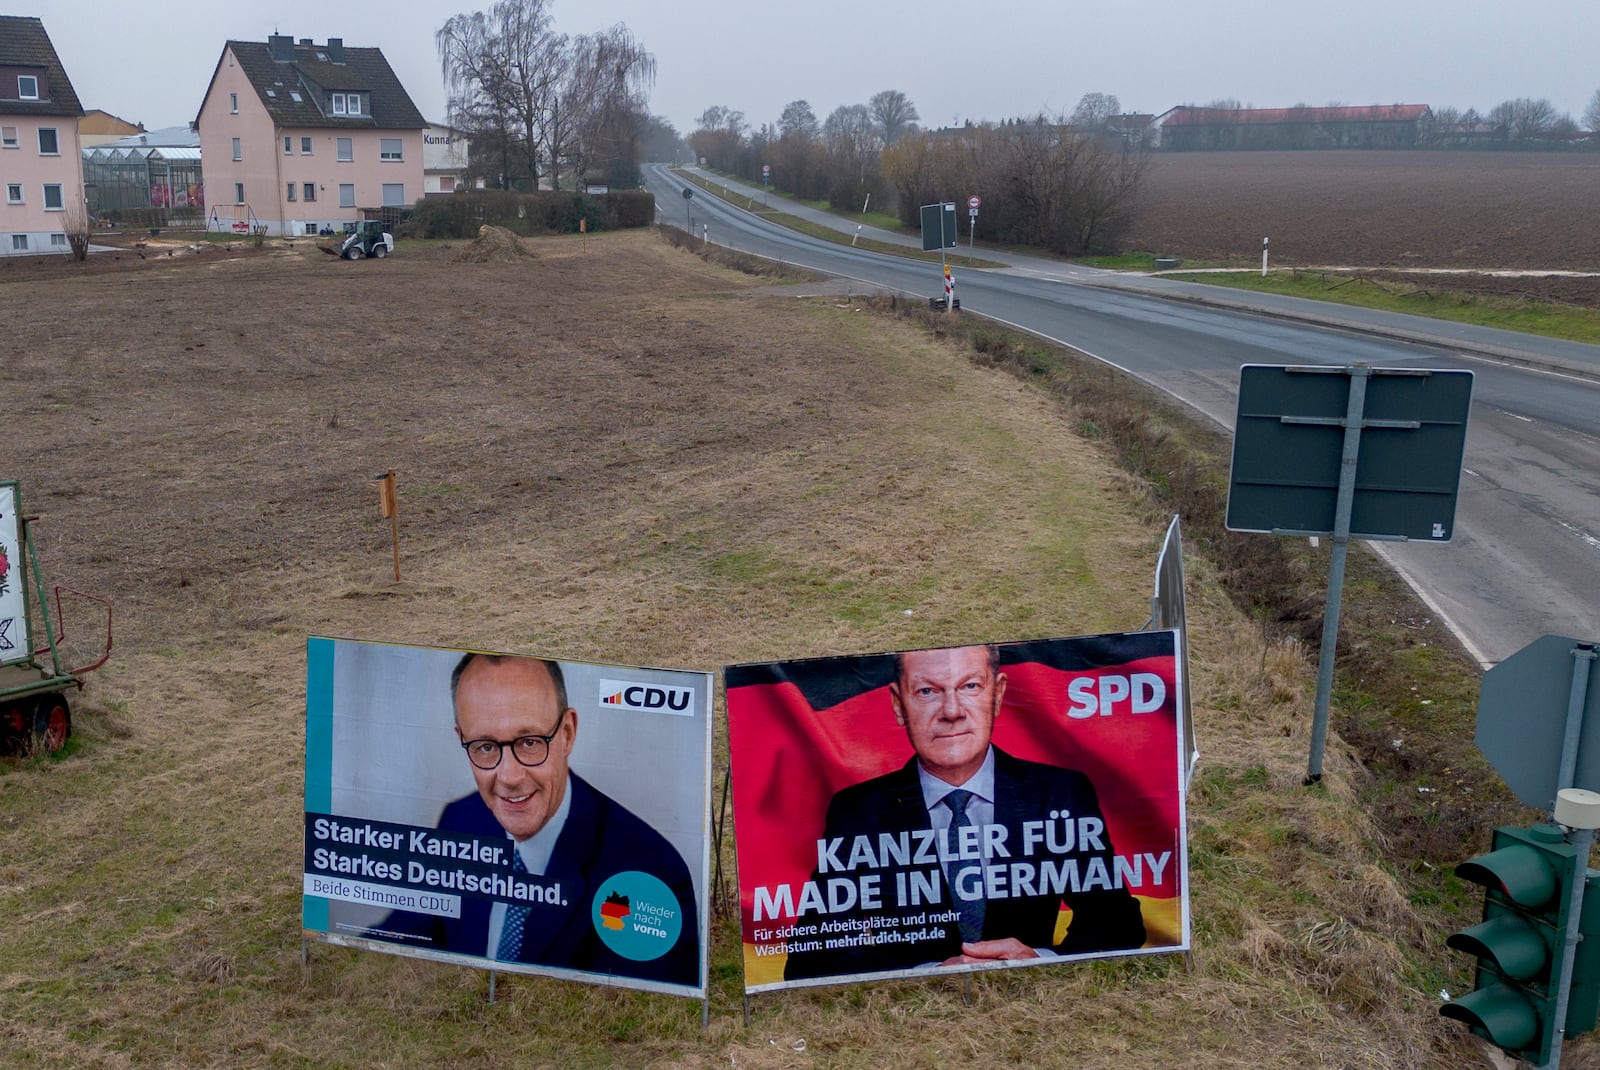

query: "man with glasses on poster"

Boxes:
[381, 652, 699, 985]
[784, 643, 1145, 981]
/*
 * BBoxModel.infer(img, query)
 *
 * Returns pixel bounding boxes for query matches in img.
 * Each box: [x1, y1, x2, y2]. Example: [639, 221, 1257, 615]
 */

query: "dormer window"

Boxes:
[18, 75, 40, 100]
[331, 93, 363, 117]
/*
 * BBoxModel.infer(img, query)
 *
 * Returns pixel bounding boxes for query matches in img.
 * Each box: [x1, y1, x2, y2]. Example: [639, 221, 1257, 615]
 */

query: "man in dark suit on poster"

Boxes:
[784, 644, 1144, 981]
[379, 653, 699, 987]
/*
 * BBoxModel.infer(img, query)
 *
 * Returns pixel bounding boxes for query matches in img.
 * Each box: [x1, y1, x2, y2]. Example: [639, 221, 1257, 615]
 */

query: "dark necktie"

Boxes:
[496, 848, 530, 961]
[943, 788, 986, 942]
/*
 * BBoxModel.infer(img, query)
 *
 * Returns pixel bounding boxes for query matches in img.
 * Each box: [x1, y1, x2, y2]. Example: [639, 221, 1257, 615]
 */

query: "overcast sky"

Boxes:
[36, 0, 1600, 135]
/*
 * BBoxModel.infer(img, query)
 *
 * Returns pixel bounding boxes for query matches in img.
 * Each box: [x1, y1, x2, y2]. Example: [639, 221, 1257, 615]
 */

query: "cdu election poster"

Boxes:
[725, 631, 1189, 992]
[302, 636, 713, 998]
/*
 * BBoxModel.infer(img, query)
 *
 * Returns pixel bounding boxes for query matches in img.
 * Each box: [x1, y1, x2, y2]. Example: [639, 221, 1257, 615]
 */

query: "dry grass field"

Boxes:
[1125, 150, 1600, 306]
[0, 230, 1537, 1067]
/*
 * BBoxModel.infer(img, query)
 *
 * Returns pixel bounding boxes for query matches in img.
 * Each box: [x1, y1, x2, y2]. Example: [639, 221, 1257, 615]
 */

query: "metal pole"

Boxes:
[1555, 644, 1597, 795]
[1306, 363, 1371, 782]
[1542, 823, 1592, 1070]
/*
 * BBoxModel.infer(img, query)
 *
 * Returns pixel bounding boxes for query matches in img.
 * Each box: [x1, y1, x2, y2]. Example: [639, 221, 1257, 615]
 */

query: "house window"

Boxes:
[301, 136, 313, 154]
[11, 235, 26, 251]
[284, 136, 293, 155]
[290, 91, 302, 103]
[286, 182, 296, 202]
[42, 184, 63, 210]
[234, 182, 245, 204]
[1, 126, 16, 148]
[38, 128, 58, 155]
[347, 94, 362, 115]
[381, 182, 405, 206]
[303, 183, 316, 203]
[229, 92, 238, 113]
[232, 137, 242, 161]
[331, 93, 345, 116]
[440, 176, 456, 193]
[50, 233, 66, 247]
[338, 183, 355, 207]
[336, 137, 352, 162]
[304, 223, 318, 235]
[5, 183, 21, 204]
[18, 75, 39, 100]
[380, 139, 403, 161]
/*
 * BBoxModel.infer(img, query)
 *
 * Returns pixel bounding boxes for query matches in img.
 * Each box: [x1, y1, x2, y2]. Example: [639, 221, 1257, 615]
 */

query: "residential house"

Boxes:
[0, 15, 85, 256]
[79, 109, 144, 147]
[196, 34, 424, 236]
[422, 122, 474, 195]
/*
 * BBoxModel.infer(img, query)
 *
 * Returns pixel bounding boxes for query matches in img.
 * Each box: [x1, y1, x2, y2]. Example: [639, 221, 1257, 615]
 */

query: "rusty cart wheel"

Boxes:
[33, 694, 71, 754]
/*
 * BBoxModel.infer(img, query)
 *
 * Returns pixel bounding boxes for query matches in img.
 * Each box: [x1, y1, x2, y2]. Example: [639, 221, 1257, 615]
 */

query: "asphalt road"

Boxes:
[645, 164, 1600, 668]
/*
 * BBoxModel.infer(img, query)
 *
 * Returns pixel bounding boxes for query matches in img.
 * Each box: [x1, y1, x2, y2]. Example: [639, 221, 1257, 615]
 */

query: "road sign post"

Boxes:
[967, 195, 981, 253]
[1226, 363, 1473, 781]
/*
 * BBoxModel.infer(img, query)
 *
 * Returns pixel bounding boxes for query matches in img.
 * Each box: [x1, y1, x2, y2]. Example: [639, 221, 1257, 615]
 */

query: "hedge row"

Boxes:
[400, 190, 654, 239]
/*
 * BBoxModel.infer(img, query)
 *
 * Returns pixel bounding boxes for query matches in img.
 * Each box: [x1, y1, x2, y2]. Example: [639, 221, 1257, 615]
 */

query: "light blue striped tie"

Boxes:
[496, 849, 530, 960]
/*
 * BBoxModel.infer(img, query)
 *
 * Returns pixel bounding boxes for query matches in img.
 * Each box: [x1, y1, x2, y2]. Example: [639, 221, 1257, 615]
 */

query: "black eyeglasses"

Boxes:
[460, 710, 566, 770]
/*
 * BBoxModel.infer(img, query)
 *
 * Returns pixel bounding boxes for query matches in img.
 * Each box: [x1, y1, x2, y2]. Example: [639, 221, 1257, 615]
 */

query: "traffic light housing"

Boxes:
[1440, 824, 1596, 1064]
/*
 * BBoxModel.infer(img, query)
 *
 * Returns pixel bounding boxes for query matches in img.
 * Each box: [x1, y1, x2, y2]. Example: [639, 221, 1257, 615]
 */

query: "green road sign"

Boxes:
[920, 202, 956, 251]
[1225, 364, 1473, 540]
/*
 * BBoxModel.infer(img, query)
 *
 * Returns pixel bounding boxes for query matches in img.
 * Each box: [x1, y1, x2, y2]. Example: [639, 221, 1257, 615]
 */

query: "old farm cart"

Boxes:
[0, 481, 111, 754]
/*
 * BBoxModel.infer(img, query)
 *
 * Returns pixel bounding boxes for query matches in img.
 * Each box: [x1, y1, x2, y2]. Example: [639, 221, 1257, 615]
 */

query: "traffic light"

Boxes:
[1440, 824, 1590, 1064]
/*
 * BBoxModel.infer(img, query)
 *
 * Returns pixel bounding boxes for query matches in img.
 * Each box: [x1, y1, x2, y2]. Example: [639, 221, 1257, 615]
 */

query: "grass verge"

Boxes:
[1166, 269, 1600, 344]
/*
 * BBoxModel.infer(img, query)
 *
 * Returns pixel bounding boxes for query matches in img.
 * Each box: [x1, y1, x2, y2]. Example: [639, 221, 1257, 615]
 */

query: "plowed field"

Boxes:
[1124, 150, 1600, 304]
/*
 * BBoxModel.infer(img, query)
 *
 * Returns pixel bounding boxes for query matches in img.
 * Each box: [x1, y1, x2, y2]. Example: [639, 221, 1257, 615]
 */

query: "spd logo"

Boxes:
[598, 679, 696, 716]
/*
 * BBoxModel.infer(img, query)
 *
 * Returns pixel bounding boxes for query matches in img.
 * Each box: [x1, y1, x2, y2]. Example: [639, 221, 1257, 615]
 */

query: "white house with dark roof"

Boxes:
[195, 34, 425, 236]
[0, 15, 86, 256]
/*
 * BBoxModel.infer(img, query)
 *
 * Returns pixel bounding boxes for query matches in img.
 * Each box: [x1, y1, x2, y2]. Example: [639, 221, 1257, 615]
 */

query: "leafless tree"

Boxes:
[778, 100, 819, 139]
[823, 104, 881, 210]
[1584, 88, 1600, 135]
[1069, 92, 1120, 129]
[546, 24, 655, 188]
[1489, 97, 1558, 142]
[63, 196, 91, 261]
[438, 1, 653, 190]
[437, 0, 562, 188]
[686, 106, 747, 171]
[868, 89, 919, 146]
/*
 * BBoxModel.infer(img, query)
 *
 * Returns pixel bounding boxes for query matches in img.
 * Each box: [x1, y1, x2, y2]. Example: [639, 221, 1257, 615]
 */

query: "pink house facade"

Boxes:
[196, 34, 424, 237]
[0, 16, 85, 257]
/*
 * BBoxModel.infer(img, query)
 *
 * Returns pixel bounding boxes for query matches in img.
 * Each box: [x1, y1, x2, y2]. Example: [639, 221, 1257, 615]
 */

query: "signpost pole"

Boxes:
[1556, 644, 1599, 792]
[1306, 364, 1372, 782]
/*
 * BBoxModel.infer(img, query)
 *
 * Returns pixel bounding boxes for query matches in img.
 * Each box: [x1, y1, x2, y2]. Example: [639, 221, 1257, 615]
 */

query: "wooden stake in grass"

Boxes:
[375, 469, 400, 581]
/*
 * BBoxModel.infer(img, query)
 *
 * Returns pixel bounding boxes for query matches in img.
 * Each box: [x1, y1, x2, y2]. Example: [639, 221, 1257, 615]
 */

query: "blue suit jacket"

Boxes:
[380, 772, 700, 988]
[784, 747, 1145, 980]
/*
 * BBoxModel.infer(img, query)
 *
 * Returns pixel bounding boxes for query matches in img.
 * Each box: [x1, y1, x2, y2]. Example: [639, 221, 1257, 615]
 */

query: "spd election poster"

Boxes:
[725, 631, 1188, 991]
[303, 637, 712, 998]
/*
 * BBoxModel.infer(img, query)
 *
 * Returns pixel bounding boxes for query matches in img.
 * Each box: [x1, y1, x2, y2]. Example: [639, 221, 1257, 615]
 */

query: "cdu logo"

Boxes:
[597, 679, 696, 716]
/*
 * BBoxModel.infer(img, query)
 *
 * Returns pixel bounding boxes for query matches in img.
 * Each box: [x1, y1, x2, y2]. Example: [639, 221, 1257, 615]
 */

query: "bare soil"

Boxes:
[0, 232, 1490, 1067]
[1125, 150, 1600, 305]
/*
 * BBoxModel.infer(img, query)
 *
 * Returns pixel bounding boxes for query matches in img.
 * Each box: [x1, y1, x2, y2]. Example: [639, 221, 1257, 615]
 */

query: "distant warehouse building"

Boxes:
[1151, 105, 1433, 150]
